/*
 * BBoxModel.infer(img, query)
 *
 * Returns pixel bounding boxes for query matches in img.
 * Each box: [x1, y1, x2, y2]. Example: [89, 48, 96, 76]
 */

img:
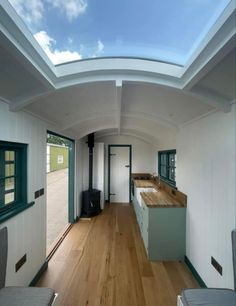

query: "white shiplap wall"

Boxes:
[177, 105, 236, 289]
[96, 134, 158, 201]
[75, 140, 84, 217]
[82, 142, 105, 209]
[0, 101, 47, 286]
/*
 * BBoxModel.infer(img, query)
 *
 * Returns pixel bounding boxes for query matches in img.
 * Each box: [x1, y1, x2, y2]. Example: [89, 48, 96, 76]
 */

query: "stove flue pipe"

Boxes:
[87, 133, 94, 191]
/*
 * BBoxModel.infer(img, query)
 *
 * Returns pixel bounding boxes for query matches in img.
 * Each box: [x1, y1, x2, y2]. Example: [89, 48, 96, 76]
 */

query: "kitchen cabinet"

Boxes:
[133, 185, 186, 261]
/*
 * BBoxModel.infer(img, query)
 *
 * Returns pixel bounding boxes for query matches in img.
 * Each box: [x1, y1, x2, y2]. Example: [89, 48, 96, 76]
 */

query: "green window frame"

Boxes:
[0, 141, 33, 223]
[158, 149, 176, 187]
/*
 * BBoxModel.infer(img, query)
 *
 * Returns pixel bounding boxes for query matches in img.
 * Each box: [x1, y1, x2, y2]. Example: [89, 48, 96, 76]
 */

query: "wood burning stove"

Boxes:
[81, 133, 101, 217]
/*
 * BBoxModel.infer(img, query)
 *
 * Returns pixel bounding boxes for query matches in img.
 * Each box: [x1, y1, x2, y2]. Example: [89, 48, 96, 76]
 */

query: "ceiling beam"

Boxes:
[116, 80, 123, 134]
[0, 96, 11, 105]
[182, 3, 236, 91]
[187, 86, 232, 112]
[9, 91, 54, 112]
[95, 128, 161, 149]
[182, 35, 236, 92]
[60, 114, 116, 132]
[123, 110, 178, 131]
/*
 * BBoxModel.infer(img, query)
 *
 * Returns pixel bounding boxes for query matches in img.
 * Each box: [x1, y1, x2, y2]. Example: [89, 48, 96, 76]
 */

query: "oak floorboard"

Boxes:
[38, 203, 198, 306]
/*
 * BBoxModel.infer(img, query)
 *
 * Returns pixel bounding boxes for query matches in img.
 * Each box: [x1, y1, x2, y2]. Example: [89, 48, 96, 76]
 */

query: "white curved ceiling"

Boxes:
[0, 0, 235, 145]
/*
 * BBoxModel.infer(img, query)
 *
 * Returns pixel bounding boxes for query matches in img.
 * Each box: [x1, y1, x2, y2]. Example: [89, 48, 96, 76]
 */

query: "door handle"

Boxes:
[109, 193, 116, 196]
[125, 165, 130, 168]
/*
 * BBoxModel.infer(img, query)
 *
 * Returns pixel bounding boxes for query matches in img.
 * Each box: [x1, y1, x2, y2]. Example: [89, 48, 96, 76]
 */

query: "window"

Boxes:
[0, 141, 30, 222]
[158, 150, 176, 186]
[8, 0, 231, 65]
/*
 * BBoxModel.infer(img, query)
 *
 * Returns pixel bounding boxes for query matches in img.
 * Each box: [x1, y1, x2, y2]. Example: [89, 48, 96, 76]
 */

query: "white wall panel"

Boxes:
[97, 135, 158, 200]
[82, 142, 105, 209]
[93, 143, 105, 209]
[0, 101, 47, 286]
[75, 141, 84, 217]
[177, 105, 236, 288]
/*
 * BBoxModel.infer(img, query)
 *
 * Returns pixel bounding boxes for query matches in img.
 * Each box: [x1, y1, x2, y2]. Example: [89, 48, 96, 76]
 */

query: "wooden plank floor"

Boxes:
[38, 203, 198, 306]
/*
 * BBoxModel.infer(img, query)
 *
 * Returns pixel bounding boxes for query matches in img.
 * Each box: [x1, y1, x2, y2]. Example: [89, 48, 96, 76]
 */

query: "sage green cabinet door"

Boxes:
[148, 208, 186, 261]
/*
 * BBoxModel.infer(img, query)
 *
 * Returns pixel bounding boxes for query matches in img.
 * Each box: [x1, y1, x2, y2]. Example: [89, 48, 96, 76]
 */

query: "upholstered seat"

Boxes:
[0, 287, 55, 306]
[182, 288, 236, 306]
[181, 229, 236, 306]
[0, 227, 56, 306]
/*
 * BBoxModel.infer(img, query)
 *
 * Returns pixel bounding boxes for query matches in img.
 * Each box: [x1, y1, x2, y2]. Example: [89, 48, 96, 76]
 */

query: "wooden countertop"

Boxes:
[133, 180, 157, 189]
[140, 191, 185, 208]
[133, 179, 187, 208]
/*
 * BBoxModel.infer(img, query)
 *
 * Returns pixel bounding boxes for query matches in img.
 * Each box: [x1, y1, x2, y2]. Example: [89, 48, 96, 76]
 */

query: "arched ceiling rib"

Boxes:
[22, 81, 215, 141]
[70, 116, 117, 140]
[95, 129, 161, 149]
[55, 111, 178, 148]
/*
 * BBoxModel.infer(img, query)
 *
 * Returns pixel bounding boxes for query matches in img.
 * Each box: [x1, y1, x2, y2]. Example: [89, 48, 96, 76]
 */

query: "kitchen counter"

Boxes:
[132, 179, 186, 261]
[133, 179, 157, 189]
[133, 179, 187, 208]
[140, 190, 185, 208]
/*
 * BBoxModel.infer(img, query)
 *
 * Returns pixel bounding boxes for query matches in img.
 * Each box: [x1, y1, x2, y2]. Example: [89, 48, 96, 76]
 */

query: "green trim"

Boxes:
[185, 255, 207, 288]
[108, 145, 132, 203]
[0, 141, 28, 218]
[108, 146, 111, 202]
[73, 216, 79, 223]
[47, 130, 74, 142]
[68, 140, 75, 223]
[0, 201, 35, 224]
[29, 261, 48, 286]
[158, 149, 176, 187]
[0, 149, 4, 205]
[160, 177, 178, 190]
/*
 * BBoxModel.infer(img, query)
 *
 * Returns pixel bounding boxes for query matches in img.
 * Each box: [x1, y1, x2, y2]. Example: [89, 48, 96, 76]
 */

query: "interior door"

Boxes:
[109, 146, 131, 203]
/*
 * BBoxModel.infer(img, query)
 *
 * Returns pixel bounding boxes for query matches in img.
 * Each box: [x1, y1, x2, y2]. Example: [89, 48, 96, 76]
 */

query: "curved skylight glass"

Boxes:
[8, 0, 231, 65]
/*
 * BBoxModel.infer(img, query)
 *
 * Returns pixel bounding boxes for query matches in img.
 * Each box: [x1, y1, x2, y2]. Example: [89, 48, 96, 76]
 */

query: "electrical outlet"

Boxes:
[15, 254, 27, 272]
[211, 256, 222, 275]
[35, 190, 40, 199]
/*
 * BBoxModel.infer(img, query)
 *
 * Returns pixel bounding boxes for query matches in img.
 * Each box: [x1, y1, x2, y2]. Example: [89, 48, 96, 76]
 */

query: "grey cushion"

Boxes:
[0, 287, 55, 306]
[181, 288, 236, 306]
[0, 227, 8, 289]
[232, 229, 236, 291]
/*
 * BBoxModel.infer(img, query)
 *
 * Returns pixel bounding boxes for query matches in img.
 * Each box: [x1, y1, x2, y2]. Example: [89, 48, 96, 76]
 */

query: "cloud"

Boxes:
[68, 37, 74, 44]
[34, 31, 82, 64]
[92, 40, 105, 57]
[47, 0, 87, 21]
[9, 0, 87, 28]
[9, 0, 44, 26]
[97, 40, 104, 53]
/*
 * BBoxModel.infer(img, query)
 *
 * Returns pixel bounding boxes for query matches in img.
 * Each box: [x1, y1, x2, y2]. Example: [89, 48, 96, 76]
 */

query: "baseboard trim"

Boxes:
[29, 261, 48, 286]
[184, 255, 207, 288]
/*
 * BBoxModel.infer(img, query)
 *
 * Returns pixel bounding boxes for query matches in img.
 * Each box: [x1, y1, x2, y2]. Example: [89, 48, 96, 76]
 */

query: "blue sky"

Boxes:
[8, 0, 231, 65]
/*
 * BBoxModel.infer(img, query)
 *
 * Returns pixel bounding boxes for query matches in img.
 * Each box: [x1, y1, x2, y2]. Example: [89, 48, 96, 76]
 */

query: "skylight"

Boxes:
[8, 0, 231, 66]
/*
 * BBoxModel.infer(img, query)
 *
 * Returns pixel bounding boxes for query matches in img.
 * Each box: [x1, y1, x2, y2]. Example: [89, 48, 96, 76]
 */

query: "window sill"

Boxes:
[0, 202, 35, 224]
[160, 177, 177, 189]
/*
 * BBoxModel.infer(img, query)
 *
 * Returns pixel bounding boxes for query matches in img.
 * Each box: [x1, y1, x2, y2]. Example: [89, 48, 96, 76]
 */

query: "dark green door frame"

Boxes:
[47, 131, 75, 224]
[108, 144, 132, 203]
